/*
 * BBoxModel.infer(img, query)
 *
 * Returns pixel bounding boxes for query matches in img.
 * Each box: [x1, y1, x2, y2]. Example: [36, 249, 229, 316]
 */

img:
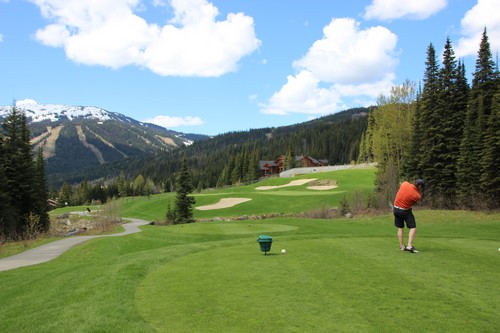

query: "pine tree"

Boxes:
[174, 155, 196, 224]
[117, 172, 128, 197]
[284, 143, 296, 170]
[357, 109, 375, 163]
[479, 75, 500, 207]
[0, 135, 12, 238]
[431, 38, 468, 207]
[33, 148, 50, 232]
[2, 107, 36, 237]
[417, 43, 441, 191]
[457, 28, 497, 207]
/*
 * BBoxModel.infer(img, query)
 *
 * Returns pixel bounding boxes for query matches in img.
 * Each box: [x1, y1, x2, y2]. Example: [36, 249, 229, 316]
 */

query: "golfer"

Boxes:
[393, 179, 425, 253]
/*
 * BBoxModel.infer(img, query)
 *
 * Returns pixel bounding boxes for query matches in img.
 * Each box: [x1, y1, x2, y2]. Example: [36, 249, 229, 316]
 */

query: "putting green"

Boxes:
[163, 222, 299, 235]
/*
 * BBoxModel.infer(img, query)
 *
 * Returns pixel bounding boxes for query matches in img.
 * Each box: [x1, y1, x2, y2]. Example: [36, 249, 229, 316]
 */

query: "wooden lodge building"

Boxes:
[259, 156, 328, 177]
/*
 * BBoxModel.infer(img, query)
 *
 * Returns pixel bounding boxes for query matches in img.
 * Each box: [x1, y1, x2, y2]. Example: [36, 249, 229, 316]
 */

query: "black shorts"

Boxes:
[394, 208, 416, 229]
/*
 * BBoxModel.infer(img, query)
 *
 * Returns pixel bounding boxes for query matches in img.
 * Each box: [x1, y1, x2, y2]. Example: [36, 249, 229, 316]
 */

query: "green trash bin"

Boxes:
[257, 235, 273, 255]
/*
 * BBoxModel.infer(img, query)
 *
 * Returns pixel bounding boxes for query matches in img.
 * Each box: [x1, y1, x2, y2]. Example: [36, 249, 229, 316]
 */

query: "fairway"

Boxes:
[1, 210, 498, 332]
[135, 218, 499, 332]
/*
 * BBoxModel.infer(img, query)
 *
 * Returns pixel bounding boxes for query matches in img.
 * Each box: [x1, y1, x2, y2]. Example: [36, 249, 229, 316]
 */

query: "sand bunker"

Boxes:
[256, 178, 338, 191]
[307, 185, 338, 190]
[196, 198, 252, 210]
[255, 179, 317, 190]
[306, 179, 338, 190]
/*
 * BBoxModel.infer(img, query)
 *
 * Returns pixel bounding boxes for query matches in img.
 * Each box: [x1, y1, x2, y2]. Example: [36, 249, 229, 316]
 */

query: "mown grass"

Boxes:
[1, 167, 499, 332]
[120, 168, 377, 221]
[0, 210, 498, 332]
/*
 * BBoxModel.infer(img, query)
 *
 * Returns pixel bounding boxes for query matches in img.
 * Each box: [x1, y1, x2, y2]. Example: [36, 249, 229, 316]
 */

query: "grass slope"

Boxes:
[121, 168, 377, 221]
[1, 167, 499, 332]
[1, 212, 498, 332]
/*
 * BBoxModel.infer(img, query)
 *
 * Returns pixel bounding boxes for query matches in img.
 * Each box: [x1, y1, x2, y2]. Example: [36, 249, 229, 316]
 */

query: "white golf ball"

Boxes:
[281, 249, 286, 255]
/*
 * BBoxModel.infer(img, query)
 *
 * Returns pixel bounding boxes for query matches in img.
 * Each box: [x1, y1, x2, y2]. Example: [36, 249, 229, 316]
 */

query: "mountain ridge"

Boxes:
[0, 103, 210, 182]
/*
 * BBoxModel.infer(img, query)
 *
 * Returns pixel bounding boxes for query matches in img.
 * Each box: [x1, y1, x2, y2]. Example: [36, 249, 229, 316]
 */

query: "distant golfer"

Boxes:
[393, 179, 425, 253]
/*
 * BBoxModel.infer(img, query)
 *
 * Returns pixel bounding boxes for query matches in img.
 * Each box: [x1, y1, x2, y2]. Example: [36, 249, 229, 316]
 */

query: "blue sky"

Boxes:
[1, 0, 499, 135]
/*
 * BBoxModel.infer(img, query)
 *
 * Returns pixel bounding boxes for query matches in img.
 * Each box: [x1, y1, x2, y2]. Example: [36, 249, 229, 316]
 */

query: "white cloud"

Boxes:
[0, 33, 3, 42]
[16, 99, 39, 105]
[143, 115, 205, 128]
[260, 18, 397, 116]
[363, 0, 447, 21]
[31, 0, 260, 77]
[455, 0, 500, 57]
[293, 19, 398, 84]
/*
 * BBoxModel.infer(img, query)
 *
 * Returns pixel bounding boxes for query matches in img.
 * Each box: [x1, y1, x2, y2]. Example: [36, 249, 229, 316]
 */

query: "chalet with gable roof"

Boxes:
[259, 155, 328, 177]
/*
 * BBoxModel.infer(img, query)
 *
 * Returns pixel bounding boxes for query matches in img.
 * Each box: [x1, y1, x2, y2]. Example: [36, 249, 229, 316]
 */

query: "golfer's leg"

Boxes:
[408, 228, 416, 248]
[398, 228, 404, 248]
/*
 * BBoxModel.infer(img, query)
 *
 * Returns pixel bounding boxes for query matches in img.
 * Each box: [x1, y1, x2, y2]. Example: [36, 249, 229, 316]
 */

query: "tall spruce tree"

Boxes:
[0, 135, 11, 238]
[416, 43, 441, 192]
[457, 28, 497, 207]
[174, 155, 196, 224]
[431, 38, 468, 207]
[1, 107, 37, 237]
[479, 87, 499, 206]
[33, 148, 50, 232]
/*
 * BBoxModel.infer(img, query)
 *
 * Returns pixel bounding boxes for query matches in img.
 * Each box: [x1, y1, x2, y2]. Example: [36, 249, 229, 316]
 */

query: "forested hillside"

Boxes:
[58, 107, 369, 191]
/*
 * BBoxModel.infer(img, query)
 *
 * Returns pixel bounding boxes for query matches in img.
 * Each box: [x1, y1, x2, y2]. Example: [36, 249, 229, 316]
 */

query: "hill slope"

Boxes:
[0, 103, 209, 178]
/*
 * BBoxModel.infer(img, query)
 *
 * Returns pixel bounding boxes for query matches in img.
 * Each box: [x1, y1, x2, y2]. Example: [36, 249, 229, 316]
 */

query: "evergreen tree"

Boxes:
[2, 107, 36, 237]
[33, 148, 50, 232]
[417, 43, 441, 188]
[430, 38, 468, 207]
[479, 75, 500, 207]
[58, 182, 73, 207]
[357, 109, 375, 163]
[0, 135, 12, 238]
[174, 155, 196, 224]
[117, 172, 128, 198]
[457, 28, 497, 207]
[284, 143, 296, 170]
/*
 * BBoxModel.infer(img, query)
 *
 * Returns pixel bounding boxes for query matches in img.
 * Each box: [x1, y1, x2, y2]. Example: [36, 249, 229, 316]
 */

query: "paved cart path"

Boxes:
[0, 218, 149, 272]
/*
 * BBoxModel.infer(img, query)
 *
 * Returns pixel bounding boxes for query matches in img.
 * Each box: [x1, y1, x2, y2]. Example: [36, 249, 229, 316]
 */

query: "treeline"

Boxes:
[360, 29, 499, 209]
[54, 108, 368, 193]
[0, 108, 50, 240]
[53, 172, 160, 207]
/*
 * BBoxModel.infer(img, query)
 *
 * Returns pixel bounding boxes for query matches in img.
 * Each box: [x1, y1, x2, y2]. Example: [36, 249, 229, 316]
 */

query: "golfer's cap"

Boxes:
[415, 179, 425, 187]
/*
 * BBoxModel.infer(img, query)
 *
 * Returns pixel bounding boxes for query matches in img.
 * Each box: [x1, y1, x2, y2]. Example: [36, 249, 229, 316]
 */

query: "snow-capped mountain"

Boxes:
[2, 102, 144, 124]
[0, 102, 204, 144]
[5, 103, 115, 122]
[0, 102, 208, 184]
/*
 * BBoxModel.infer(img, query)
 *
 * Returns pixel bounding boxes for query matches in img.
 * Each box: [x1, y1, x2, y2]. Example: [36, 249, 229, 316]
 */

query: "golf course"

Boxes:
[0, 167, 499, 332]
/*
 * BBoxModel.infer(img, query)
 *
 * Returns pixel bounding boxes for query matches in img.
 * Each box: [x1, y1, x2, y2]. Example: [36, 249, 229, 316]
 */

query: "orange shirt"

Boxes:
[394, 181, 421, 209]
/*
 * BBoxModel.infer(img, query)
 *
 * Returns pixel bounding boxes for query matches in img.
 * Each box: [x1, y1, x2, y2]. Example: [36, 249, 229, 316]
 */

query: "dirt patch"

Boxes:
[196, 198, 252, 210]
[32, 125, 63, 159]
[76, 125, 105, 164]
[255, 179, 317, 190]
[156, 135, 178, 147]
